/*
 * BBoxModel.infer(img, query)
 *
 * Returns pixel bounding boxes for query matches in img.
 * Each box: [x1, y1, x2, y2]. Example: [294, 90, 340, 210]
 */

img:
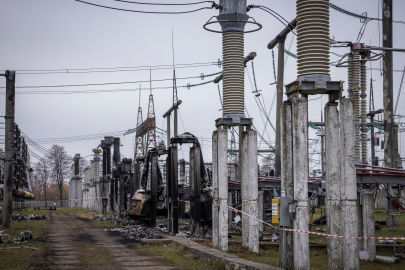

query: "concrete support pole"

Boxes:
[167, 115, 171, 150]
[324, 102, 343, 269]
[2, 71, 15, 229]
[291, 97, 310, 269]
[191, 146, 201, 236]
[217, 128, 228, 251]
[228, 192, 233, 229]
[212, 131, 219, 247]
[275, 40, 285, 177]
[362, 189, 376, 261]
[119, 175, 125, 217]
[258, 191, 264, 232]
[242, 130, 259, 253]
[172, 146, 179, 234]
[279, 100, 294, 269]
[166, 149, 172, 233]
[340, 98, 359, 270]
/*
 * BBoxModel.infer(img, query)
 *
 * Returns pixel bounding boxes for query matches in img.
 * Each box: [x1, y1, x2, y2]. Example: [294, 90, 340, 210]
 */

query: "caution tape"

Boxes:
[23, 197, 109, 203]
[180, 199, 405, 241]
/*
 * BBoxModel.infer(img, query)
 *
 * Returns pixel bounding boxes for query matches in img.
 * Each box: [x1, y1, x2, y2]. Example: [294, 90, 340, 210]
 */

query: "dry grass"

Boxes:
[0, 207, 49, 270]
[131, 241, 226, 270]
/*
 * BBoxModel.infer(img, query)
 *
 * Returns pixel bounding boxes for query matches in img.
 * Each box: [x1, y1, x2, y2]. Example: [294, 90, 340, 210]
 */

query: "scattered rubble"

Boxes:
[109, 226, 162, 242]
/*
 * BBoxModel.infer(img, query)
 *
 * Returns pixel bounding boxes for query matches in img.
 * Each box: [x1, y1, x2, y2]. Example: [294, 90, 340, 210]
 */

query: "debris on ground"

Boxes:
[263, 233, 279, 242]
[313, 214, 327, 225]
[315, 227, 326, 232]
[109, 226, 163, 242]
[0, 213, 47, 224]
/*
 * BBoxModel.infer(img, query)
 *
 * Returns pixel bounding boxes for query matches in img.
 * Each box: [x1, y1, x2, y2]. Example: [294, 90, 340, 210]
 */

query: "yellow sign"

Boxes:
[272, 199, 280, 224]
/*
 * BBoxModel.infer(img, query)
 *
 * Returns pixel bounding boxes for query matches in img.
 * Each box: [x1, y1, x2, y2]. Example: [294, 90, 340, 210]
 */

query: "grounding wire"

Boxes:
[394, 66, 405, 116]
[73, 0, 215, 14]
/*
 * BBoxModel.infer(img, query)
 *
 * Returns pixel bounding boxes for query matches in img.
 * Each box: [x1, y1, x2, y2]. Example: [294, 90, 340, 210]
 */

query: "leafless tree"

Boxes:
[46, 144, 71, 206]
[34, 157, 50, 206]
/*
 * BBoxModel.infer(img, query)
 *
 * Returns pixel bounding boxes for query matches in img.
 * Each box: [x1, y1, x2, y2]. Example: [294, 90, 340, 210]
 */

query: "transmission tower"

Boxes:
[134, 85, 145, 161]
[145, 70, 157, 154]
[369, 78, 375, 113]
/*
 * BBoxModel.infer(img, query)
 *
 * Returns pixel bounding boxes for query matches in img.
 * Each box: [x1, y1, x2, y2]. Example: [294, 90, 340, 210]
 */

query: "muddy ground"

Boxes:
[29, 209, 183, 270]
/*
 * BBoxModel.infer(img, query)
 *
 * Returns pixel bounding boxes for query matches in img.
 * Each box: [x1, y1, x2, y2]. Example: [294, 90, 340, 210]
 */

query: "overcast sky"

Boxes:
[1, 0, 404, 169]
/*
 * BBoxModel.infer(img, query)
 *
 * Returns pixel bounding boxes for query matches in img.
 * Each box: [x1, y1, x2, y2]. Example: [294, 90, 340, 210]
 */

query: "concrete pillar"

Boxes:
[340, 98, 360, 269]
[228, 192, 233, 229]
[279, 100, 294, 269]
[241, 129, 259, 253]
[258, 191, 264, 233]
[212, 131, 219, 248]
[217, 128, 228, 251]
[292, 97, 309, 269]
[362, 189, 376, 261]
[324, 102, 343, 269]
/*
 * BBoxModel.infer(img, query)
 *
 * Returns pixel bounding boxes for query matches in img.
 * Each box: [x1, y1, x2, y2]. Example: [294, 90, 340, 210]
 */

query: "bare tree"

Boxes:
[47, 145, 71, 206]
[34, 157, 50, 206]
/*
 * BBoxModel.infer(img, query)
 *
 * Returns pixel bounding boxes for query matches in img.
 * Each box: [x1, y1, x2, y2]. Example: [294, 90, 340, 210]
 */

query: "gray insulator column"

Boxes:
[296, 0, 330, 78]
[292, 97, 310, 269]
[325, 102, 343, 269]
[352, 54, 361, 163]
[218, 0, 248, 117]
[222, 32, 245, 115]
[347, 54, 354, 97]
[360, 61, 368, 164]
[340, 98, 360, 270]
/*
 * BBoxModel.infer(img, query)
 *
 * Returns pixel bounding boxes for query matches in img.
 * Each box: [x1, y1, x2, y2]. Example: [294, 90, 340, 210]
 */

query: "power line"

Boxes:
[0, 75, 202, 89]
[73, 0, 216, 14]
[113, 0, 214, 5]
[0, 62, 217, 75]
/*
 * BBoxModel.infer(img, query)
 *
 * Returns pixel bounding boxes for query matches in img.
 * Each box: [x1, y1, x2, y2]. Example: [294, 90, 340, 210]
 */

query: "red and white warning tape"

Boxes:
[179, 199, 405, 241]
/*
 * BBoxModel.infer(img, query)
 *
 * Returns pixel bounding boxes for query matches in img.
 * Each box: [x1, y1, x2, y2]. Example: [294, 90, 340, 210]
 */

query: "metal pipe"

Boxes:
[267, 18, 297, 50]
[214, 52, 257, 83]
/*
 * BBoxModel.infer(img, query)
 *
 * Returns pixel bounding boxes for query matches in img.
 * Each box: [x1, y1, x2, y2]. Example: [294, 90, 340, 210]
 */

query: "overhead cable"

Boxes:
[73, 0, 218, 14]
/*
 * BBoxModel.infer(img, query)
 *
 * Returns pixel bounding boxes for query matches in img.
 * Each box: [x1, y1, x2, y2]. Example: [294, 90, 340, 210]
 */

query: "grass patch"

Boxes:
[130, 241, 225, 270]
[0, 207, 49, 270]
[61, 207, 121, 228]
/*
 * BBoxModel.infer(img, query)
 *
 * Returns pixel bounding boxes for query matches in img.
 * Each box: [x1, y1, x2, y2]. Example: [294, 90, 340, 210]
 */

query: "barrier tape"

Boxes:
[21, 197, 109, 203]
[179, 199, 405, 241]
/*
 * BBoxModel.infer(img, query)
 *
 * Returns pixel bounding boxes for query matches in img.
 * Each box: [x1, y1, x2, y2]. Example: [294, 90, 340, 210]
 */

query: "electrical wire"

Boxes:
[0, 75, 201, 89]
[3, 63, 217, 75]
[253, 6, 296, 35]
[73, 0, 215, 14]
[113, 0, 214, 5]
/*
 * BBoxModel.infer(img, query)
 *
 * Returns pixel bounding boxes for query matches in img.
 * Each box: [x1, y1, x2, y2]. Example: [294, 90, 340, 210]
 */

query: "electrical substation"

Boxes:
[1, 0, 405, 269]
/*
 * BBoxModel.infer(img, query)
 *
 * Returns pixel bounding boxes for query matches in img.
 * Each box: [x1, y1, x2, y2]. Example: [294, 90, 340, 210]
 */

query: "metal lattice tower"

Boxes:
[134, 87, 145, 160]
[369, 78, 375, 113]
[145, 70, 157, 154]
[173, 69, 178, 105]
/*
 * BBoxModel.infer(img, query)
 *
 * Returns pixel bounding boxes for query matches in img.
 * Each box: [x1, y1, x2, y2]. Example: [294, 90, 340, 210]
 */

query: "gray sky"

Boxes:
[1, 0, 405, 169]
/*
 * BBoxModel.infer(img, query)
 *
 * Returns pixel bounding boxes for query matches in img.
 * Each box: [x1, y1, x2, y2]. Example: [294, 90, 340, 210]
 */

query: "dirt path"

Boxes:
[30, 210, 183, 270]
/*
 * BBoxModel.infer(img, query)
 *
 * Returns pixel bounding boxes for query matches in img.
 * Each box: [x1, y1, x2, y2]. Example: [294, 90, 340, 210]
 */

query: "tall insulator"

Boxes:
[218, 0, 248, 117]
[296, 0, 330, 79]
[352, 54, 361, 162]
